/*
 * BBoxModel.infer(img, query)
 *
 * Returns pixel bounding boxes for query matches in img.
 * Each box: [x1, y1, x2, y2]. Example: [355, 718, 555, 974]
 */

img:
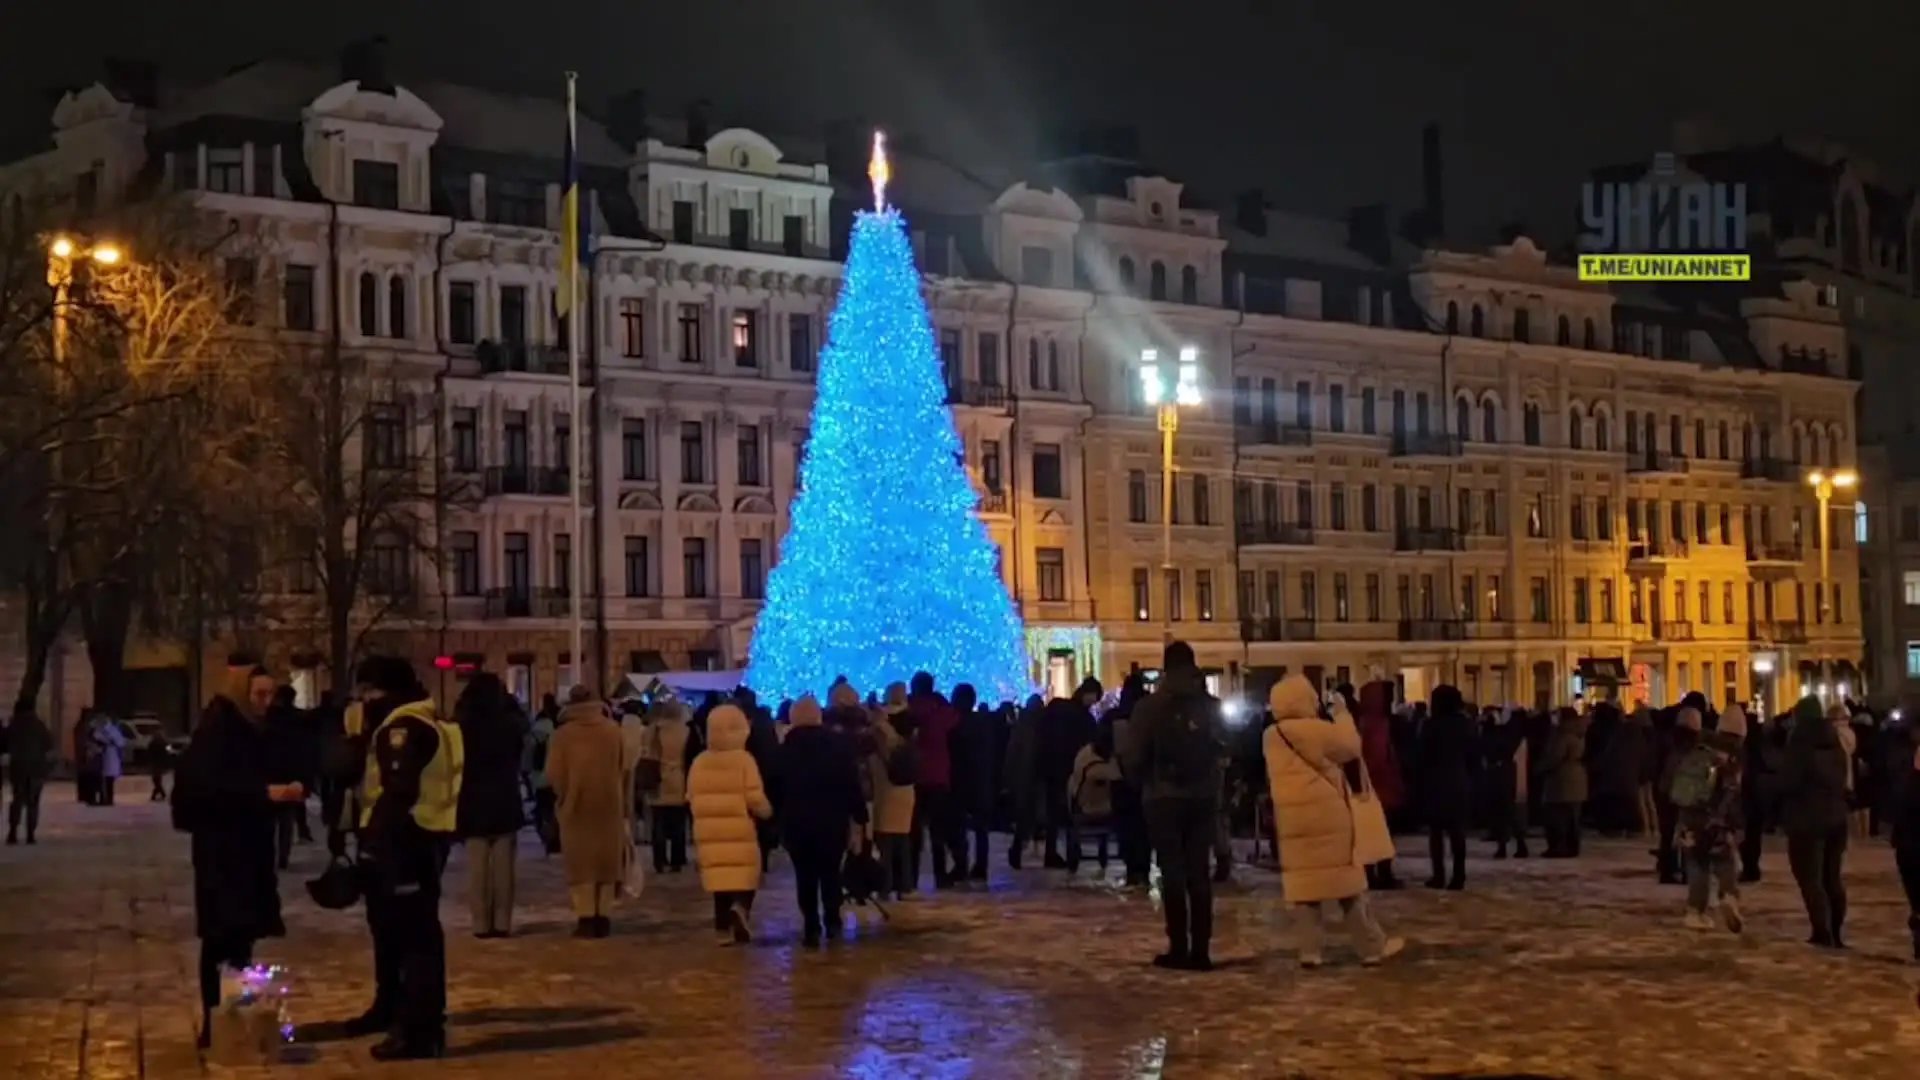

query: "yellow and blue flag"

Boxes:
[556, 71, 581, 322]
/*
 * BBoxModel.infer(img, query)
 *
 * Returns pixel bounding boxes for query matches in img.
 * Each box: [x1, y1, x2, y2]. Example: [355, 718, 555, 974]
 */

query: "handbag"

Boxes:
[633, 729, 664, 795]
[1272, 723, 1361, 863]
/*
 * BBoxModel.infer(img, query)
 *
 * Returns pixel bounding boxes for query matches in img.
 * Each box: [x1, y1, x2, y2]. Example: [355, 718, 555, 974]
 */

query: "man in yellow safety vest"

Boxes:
[336, 656, 462, 1061]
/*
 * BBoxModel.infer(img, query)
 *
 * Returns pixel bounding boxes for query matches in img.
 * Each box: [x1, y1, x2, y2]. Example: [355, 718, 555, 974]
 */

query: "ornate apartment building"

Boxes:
[0, 48, 1869, 718]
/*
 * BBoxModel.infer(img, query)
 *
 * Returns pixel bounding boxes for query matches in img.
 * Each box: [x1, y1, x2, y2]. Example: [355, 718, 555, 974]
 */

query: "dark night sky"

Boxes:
[4, 0, 1913, 243]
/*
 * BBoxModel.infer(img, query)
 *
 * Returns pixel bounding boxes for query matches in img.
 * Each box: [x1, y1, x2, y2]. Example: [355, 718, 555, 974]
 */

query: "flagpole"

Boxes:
[565, 70, 586, 692]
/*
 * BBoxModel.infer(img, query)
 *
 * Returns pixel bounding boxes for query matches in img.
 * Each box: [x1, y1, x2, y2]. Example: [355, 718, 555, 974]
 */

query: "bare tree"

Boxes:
[0, 195, 265, 710]
[241, 331, 471, 683]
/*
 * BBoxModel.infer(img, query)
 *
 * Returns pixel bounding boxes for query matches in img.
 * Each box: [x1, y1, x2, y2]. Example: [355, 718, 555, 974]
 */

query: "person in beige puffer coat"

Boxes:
[1263, 675, 1404, 969]
[869, 682, 918, 898]
[687, 704, 772, 944]
[641, 701, 698, 873]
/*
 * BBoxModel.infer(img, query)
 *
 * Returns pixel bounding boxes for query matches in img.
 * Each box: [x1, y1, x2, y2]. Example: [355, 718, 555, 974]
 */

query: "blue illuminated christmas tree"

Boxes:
[746, 134, 1030, 704]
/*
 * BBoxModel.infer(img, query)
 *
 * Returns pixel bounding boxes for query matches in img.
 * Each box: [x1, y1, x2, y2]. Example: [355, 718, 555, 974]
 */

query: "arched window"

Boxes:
[387, 275, 407, 338]
[1513, 307, 1531, 343]
[1455, 397, 1472, 441]
[1149, 261, 1168, 301]
[1180, 265, 1199, 304]
[1522, 403, 1542, 446]
[1046, 340, 1061, 390]
[1592, 407, 1611, 451]
[1826, 427, 1840, 466]
[1117, 257, 1136, 291]
[1791, 426, 1803, 463]
[1567, 407, 1583, 450]
[1445, 301, 1459, 334]
[1482, 400, 1498, 444]
[1556, 315, 1571, 346]
[1582, 318, 1598, 350]
[357, 271, 378, 337]
[1469, 305, 1485, 337]
[1839, 197, 1863, 273]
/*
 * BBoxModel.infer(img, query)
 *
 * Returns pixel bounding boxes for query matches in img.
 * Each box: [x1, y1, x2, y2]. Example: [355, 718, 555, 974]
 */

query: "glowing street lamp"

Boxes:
[45, 235, 125, 363]
[1805, 468, 1858, 625]
[1139, 345, 1202, 639]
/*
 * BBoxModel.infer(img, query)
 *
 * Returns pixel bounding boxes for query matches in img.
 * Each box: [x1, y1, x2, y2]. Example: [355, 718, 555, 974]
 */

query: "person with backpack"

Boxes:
[1672, 705, 1747, 932]
[870, 683, 920, 899]
[639, 699, 699, 873]
[1653, 708, 1703, 884]
[1122, 640, 1224, 971]
[339, 657, 462, 1060]
[775, 694, 869, 947]
[1066, 725, 1123, 872]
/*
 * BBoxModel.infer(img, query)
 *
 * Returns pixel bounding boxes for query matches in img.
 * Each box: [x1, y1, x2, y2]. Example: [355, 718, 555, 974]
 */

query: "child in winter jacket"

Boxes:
[1674, 706, 1747, 933]
[1065, 729, 1123, 871]
[687, 704, 773, 944]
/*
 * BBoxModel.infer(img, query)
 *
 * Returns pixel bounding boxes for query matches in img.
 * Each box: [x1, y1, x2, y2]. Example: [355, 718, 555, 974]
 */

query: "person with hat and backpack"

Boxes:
[338, 657, 463, 1060]
[869, 682, 919, 899]
[1671, 705, 1746, 933]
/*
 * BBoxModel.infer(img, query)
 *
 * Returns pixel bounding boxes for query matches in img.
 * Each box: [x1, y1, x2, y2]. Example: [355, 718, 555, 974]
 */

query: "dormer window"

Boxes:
[1149, 261, 1168, 301]
[728, 208, 751, 251]
[1181, 266, 1199, 304]
[1469, 305, 1485, 337]
[489, 179, 544, 227]
[206, 148, 245, 194]
[352, 160, 400, 211]
[1149, 201, 1164, 219]
[733, 148, 750, 168]
[672, 201, 695, 243]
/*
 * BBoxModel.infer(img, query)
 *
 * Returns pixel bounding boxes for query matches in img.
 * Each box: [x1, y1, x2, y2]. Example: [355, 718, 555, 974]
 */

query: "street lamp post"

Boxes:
[1805, 468, 1857, 626]
[46, 235, 123, 365]
[1139, 346, 1202, 641]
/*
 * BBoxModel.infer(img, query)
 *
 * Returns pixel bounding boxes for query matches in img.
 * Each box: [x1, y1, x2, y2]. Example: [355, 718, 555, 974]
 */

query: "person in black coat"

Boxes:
[775, 694, 869, 948]
[1890, 734, 1920, 960]
[173, 666, 304, 1049]
[264, 688, 315, 868]
[1036, 679, 1100, 868]
[454, 673, 528, 938]
[1417, 684, 1481, 890]
[949, 683, 997, 880]
[738, 689, 783, 873]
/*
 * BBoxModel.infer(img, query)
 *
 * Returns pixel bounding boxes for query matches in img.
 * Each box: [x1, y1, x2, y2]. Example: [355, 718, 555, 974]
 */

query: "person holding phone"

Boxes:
[172, 665, 302, 1049]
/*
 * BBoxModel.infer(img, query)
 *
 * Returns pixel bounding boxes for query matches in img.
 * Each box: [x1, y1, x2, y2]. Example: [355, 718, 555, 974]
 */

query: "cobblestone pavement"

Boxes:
[5, 797, 1920, 1080]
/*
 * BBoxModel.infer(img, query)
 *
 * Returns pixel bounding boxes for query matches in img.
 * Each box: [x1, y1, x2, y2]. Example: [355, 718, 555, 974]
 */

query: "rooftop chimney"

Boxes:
[606, 88, 649, 150]
[684, 99, 712, 148]
[1234, 189, 1267, 237]
[339, 36, 394, 95]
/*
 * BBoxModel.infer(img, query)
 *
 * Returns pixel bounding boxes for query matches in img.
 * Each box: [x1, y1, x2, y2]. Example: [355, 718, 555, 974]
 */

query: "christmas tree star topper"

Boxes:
[870, 130, 889, 211]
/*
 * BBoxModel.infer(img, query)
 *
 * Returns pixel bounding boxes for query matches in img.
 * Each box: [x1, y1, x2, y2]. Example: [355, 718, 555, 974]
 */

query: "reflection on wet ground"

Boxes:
[3, 800, 1918, 1078]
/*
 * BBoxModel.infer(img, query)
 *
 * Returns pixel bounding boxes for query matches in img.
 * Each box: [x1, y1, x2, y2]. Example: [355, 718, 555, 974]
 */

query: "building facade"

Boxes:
[0, 49, 1867, 722]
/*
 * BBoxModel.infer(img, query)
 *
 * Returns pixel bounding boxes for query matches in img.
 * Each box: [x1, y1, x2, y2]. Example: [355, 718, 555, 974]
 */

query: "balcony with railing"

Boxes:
[1236, 421, 1314, 448]
[1650, 620, 1696, 643]
[1628, 450, 1689, 475]
[1395, 527, 1463, 552]
[1390, 432, 1464, 458]
[946, 381, 1008, 410]
[1014, 598, 1099, 625]
[483, 586, 573, 619]
[1740, 457, 1797, 483]
[1398, 618, 1467, 642]
[477, 340, 572, 376]
[977, 490, 1010, 516]
[1240, 617, 1317, 643]
[1236, 521, 1315, 547]
[483, 465, 570, 498]
[1749, 619, 1809, 645]
[1751, 538, 1804, 572]
[1626, 538, 1689, 566]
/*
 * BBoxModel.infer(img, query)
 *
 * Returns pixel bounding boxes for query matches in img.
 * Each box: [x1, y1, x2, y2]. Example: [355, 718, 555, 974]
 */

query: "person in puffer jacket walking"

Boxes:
[905, 672, 965, 888]
[776, 695, 868, 948]
[687, 704, 772, 945]
[1676, 706, 1746, 934]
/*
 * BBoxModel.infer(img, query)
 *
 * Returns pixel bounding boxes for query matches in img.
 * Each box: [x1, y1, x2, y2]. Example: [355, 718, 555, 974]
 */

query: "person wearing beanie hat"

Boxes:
[1652, 707, 1704, 884]
[1778, 695, 1854, 947]
[1672, 704, 1747, 933]
[776, 694, 870, 947]
[341, 656, 457, 1060]
[1032, 677, 1101, 872]
[686, 703, 773, 944]
[1119, 640, 1226, 971]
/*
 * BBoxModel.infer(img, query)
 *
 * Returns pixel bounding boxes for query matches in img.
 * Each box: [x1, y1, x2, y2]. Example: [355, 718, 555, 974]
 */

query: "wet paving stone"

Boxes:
[2, 798, 1919, 1078]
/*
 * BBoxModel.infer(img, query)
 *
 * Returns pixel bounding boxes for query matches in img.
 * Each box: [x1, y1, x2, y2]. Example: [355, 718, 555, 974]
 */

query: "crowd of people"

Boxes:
[8, 643, 1920, 1059]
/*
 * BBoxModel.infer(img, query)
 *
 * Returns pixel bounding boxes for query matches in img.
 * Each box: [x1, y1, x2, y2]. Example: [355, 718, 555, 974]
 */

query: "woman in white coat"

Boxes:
[687, 704, 772, 944]
[1263, 675, 1404, 968]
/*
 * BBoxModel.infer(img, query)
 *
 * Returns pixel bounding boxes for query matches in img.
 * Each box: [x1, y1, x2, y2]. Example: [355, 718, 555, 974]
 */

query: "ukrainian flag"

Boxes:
[556, 71, 581, 322]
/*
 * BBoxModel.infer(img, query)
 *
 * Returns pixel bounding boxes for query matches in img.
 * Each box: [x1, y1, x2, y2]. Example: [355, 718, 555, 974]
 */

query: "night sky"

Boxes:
[3, 0, 1913, 243]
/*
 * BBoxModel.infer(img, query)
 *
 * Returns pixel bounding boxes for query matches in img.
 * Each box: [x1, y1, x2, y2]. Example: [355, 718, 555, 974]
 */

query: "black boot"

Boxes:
[572, 918, 596, 939]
